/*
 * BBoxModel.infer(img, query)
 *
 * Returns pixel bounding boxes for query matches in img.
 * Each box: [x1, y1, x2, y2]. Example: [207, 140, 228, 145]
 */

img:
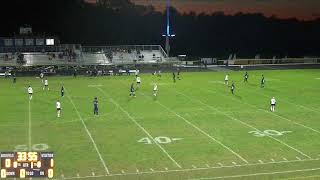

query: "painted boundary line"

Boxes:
[65, 87, 110, 174]
[96, 87, 182, 168]
[188, 167, 320, 180]
[63, 158, 320, 180]
[176, 90, 312, 159]
[28, 99, 32, 151]
[206, 88, 320, 134]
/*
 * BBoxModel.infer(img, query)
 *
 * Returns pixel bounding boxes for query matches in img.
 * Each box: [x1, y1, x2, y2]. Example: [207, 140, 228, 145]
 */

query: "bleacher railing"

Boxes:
[0, 45, 173, 66]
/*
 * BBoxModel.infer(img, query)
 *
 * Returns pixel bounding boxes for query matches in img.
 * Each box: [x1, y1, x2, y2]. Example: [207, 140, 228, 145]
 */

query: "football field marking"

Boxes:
[63, 158, 320, 179]
[28, 100, 32, 151]
[176, 90, 311, 159]
[65, 88, 110, 174]
[138, 136, 183, 145]
[284, 174, 320, 180]
[206, 88, 320, 134]
[188, 167, 320, 180]
[96, 87, 182, 168]
[249, 130, 292, 137]
[136, 91, 249, 164]
[131, 67, 247, 163]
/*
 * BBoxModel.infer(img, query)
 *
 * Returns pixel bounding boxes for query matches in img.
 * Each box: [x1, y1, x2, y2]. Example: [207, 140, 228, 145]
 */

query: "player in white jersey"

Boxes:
[40, 72, 44, 83]
[270, 97, 276, 112]
[43, 78, 49, 90]
[157, 70, 162, 78]
[136, 76, 141, 87]
[28, 86, 33, 100]
[224, 74, 229, 85]
[135, 69, 139, 77]
[153, 83, 158, 97]
[56, 100, 61, 117]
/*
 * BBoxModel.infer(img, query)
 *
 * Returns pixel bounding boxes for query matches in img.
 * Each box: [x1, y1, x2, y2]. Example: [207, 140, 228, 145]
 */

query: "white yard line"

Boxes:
[156, 99, 249, 164]
[188, 167, 320, 180]
[116, 79, 248, 163]
[96, 87, 182, 168]
[65, 88, 110, 175]
[63, 158, 320, 180]
[28, 100, 32, 151]
[136, 90, 248, 164]
[283, 174, 320, 180]
[176, 91, 311, 159]
[206, 89, 320, 134]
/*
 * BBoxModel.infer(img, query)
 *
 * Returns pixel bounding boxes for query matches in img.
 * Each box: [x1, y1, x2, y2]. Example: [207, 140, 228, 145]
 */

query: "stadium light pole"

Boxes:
[162, 0, 175, 57]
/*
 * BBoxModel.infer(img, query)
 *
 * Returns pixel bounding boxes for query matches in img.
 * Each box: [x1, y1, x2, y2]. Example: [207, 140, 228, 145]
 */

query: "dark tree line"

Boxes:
[1, 0, 320, 58]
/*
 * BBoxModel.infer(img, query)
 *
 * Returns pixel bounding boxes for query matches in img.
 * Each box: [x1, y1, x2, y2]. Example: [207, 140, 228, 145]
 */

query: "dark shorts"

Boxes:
[29, 93, 33, 95]
[137, 82, 141, 84]
[57, 108, 61, 111]
[271, 104, 276, 106]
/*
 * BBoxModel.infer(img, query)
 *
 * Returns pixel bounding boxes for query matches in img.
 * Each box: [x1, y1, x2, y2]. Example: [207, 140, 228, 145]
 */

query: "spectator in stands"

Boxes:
[4, 54, 9, 61]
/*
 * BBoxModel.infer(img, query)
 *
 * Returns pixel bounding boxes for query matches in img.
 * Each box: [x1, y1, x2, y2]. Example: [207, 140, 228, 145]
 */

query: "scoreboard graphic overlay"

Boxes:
[0, 152, 54, 178]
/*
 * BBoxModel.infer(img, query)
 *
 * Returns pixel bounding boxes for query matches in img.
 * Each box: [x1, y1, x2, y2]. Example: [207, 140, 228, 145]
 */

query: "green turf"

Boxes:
[0, 69, 320, 180]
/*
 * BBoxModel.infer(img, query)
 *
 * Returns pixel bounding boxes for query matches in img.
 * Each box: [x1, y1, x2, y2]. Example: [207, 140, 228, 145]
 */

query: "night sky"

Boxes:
[131, 0, 320, 20]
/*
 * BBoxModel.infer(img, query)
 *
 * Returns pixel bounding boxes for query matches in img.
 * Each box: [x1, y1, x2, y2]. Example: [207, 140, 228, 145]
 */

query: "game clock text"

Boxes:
[0, 152, 54, 178]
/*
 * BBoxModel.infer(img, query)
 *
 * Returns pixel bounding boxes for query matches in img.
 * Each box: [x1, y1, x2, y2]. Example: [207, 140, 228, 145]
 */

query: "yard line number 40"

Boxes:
[138, 136, 183, 145]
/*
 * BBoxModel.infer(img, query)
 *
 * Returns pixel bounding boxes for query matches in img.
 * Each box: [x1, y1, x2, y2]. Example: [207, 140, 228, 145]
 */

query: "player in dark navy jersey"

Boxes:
[261, 75, 265, 88]
[93, 97, 99, 115]
[177, 68, 181, 80]
[61, 85, 64, 97]
[244, 72, 249, 83]
[172, 72, 176, 83]
[231, 82, 235, 94]
[130, 83, 136, 97]
[12, 73, 16, 83]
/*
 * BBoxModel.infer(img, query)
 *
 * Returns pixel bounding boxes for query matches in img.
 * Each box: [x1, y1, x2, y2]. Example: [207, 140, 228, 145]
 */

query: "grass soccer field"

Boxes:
[1, 69, 320, 180]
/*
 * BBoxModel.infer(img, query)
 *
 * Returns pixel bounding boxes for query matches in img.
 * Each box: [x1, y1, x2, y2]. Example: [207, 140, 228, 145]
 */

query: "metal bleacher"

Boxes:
[0, 45, 171, 66]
